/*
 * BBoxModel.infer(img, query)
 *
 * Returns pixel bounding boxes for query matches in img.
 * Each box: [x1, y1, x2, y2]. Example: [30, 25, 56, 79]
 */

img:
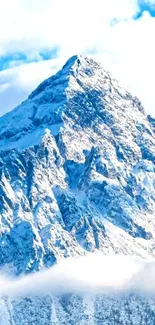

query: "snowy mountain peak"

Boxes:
[0, 54, 148, 151]
[0, 55, 155, 278]
[29, 54, 106, 100]
[61, 54, 84, 70]
[62, 54, 102, 75]
[0, 55, 155, 324]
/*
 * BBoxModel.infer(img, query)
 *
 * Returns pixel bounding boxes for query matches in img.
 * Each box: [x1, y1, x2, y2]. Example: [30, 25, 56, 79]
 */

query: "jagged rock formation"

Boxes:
[0, 55, 155, 323]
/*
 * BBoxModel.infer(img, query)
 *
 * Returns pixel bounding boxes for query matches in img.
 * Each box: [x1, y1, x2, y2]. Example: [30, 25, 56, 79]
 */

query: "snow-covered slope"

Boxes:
[1, 294, 155, 325]
[0, 55, 155, 323]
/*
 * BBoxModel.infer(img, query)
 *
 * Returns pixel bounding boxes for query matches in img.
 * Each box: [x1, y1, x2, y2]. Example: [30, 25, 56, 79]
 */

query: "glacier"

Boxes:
[0, 54, 155, 324]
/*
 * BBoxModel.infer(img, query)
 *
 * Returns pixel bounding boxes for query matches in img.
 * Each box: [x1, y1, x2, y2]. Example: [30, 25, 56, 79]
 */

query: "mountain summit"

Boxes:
[0, 55, 147, 150]
[0, 55, 155, 324]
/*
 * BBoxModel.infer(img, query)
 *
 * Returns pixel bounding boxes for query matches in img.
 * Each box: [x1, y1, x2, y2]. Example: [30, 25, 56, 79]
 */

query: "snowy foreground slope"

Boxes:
[1, 294, 155, 325]
[0, 55, 155, 324]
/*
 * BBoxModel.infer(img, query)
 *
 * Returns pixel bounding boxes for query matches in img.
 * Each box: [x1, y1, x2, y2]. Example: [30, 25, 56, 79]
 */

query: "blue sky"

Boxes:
[0, 48, 59, 72]
[0, 0, 155, 117]
[137, 0, 155, 17]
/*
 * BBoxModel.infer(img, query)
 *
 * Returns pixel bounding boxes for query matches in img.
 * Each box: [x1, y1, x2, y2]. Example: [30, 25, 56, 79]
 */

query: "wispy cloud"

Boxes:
[0, 0, 138, 57]
[0, 254, 155, 298]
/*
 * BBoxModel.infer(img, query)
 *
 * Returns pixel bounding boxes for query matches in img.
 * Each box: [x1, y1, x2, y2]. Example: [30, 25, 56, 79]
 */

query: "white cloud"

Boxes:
[0, 0, 155, 117]
[0, 0, 138, 57]
[0, 254, 155, 298]
[92, 12, 155, 116]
